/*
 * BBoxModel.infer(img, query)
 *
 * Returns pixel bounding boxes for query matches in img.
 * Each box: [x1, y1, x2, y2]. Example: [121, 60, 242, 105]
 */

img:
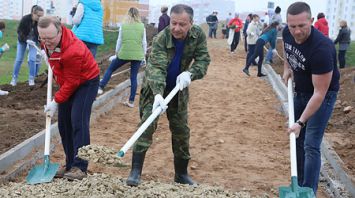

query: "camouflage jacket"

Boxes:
[143, 24, 210, 97]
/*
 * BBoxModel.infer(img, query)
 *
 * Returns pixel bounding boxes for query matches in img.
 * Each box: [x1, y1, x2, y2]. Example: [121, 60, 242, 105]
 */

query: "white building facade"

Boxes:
[148, 0, 235, 26]
[326, 0, 355, 40]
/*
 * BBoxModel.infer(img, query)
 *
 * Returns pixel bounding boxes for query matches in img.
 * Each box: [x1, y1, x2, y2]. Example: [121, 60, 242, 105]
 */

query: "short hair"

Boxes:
[275, 6, 281, 14]
[161, 6, 168, 13]
[287, 2, 311, 19]
[38, 16, 62, 32]
[32, 5, 44, 14]
[340, 20, 347, 28]
[170, 4, 194, 22]
[317, 12, 325, 19]
[0, 21, 5, 30]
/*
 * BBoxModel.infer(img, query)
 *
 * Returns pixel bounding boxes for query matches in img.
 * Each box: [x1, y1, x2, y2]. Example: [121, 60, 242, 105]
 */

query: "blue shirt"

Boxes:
[166, 38, 185, 90]
[282, 26, 340, 93]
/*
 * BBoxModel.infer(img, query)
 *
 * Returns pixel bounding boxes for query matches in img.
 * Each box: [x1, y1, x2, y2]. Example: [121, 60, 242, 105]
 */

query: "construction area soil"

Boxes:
[0, 36, 354, 197]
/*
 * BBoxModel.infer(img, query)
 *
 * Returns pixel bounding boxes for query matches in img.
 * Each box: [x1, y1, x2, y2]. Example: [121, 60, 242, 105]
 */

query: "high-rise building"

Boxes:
[148, 0, 235, 25]
[326, 0, 355, 40]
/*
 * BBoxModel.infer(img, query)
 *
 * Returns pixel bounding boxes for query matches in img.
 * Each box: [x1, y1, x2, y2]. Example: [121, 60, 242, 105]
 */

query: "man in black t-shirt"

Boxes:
[282, 2, 339, 196]
[206, 11, 218, 38]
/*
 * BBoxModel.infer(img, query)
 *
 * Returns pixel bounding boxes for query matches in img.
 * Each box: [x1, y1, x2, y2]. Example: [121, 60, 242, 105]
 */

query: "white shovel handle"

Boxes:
[117, 85, 181, 157]
[27, 40, 53, 156]
[287, 78, 298, 177]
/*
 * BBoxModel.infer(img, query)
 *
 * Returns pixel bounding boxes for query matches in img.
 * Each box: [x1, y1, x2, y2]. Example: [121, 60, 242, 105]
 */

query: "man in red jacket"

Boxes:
[314, 13, 329, 37]
[37, 16, 99, 180]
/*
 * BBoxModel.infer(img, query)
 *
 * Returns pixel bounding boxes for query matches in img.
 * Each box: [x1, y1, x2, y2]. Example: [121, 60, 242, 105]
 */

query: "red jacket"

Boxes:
[228, 17, 243, 33]
[314, 17, 329, 37]
[44, 26, 99, 103]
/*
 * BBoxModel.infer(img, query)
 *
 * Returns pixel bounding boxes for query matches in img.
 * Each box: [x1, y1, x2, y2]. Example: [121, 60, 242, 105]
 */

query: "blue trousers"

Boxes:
[100, 57, 141, 102]
[338, 50, 346, 68]
[83, 41, 98, 58]
[58, 76, 99, 172]
[294, 91, 337, 195]
[244, 39, 265, 75]
[12, 40, 37, 81]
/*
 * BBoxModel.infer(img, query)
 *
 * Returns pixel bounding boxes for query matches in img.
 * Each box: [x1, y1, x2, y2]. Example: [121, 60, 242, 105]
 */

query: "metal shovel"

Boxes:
[26, 40, 59, 184]
[117, 84, 181, 157]
[279, 79, 315, 198]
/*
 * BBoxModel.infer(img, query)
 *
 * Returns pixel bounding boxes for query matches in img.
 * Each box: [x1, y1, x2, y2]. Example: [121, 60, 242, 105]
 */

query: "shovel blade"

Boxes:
[279, 177, 315, 198]
[26, 156, 59, 185]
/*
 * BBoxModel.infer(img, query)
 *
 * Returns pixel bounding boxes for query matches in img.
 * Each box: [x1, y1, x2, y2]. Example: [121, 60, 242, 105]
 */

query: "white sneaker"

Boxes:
[29, 79, 35, 86]
[10, 78, 17, 86]
[97, 88, 103, 95]
[124, 101, 134, 108]
[0, 90, 9, 96]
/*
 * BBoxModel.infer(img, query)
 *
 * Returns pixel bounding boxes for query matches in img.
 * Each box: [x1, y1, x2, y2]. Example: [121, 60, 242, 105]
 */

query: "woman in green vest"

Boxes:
[98, 7, 147, 108]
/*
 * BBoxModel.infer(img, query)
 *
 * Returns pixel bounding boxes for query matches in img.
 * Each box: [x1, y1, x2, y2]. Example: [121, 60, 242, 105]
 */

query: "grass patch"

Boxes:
[345, 41, 355, 67]
[0, 20, 117, 85]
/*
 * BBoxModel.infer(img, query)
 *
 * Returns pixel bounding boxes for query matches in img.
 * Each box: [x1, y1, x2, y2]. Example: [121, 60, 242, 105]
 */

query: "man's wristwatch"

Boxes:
[296, 120, 305, 128]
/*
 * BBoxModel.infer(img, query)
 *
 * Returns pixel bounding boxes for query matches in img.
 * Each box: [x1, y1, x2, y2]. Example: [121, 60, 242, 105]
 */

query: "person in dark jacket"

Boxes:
[314, 13, 329, 37]
[10, 5, 44, 87]
[38, 16, 100, 181]
[158, 6, 170, 32]
[206, 11, 218, 38]
[334, 20, 351, 68]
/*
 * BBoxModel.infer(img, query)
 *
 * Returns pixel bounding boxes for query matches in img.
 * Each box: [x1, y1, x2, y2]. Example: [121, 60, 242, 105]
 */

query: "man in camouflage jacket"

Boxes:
[126, 4, 210, 187]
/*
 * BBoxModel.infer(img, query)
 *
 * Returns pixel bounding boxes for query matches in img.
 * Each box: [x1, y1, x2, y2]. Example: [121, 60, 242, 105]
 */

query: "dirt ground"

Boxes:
[0, 36, 353, 196]
[49, 39, 321, 197]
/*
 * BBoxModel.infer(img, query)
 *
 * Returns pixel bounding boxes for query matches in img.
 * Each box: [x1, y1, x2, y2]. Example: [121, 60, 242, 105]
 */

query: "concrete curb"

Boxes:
[0, 72, 144, 183]
[263, 63, 355, 197]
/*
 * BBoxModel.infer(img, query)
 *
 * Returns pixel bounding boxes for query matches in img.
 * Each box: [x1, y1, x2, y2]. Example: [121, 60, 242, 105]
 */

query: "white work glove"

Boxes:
[1, 43, 9, 52]
[176, 71, 192, 91]
[109, 55, 117, 62]
[152, 94, 167, 114]
[0, 89, 9, 96]
[250, 32, 255, 36]
[44, 100, 58, 118]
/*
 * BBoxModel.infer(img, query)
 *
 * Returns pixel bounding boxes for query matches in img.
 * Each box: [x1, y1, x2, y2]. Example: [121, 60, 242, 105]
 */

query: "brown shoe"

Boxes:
[55, 166, 67, 178]
[63, 167, 87, 181]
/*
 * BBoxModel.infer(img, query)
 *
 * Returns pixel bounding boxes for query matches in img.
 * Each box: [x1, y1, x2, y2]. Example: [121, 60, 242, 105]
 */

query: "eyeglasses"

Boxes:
[38, 31, 59, 42]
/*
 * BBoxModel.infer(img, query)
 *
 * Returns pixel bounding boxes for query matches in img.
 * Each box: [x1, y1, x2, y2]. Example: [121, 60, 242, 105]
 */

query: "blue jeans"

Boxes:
[99, 57, 141, 102]
[338, 50, 346, 68]
[12, 40, 37, 81]
[58, 76, 99, 172]
[265, 47, 273, 62]
[208, 27, 217, 38]
[83, 41, 98, 58]
[294, 91, 337, 194]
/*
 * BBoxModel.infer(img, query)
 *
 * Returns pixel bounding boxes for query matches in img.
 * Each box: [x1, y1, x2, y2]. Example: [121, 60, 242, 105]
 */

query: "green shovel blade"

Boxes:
[26, 155, 59, 185]
[279, 176, 315, 198]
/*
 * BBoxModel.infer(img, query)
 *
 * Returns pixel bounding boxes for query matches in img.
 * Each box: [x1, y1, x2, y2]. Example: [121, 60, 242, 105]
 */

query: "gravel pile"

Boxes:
[0, 173, 267, 198]
[77, 144, 127, 167]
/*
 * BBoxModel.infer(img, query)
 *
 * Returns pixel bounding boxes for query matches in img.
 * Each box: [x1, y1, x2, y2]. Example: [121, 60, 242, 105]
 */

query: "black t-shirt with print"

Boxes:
[282, 26, 339, 93]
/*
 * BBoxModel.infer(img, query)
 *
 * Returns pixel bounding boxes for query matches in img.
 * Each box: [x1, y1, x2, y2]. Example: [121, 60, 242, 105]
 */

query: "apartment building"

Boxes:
[149, 0, 235, 25]
[326, 0, 355, 40]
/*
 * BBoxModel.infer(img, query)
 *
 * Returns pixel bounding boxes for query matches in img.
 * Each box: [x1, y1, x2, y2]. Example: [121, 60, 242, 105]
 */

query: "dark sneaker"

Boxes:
[242, 68, 250, 76]
[257, 73, 267, 77]
[54, 166, 67, 178]
[63, 167, 87, 181]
